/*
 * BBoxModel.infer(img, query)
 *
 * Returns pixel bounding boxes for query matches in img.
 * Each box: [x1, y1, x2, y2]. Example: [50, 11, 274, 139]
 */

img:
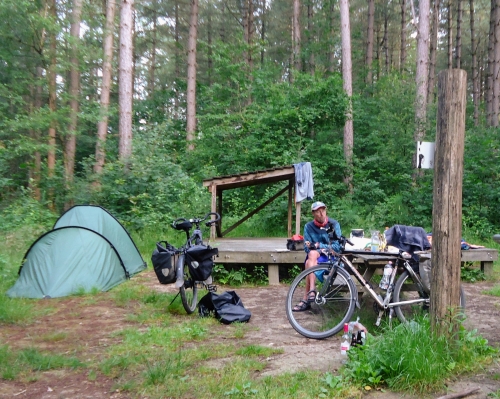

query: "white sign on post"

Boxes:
[416, 141, 435, 169]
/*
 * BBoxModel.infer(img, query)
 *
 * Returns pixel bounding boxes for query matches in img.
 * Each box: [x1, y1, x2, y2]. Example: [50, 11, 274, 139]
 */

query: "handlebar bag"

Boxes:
[151, 241, 177, 284]
[185, 244, 219, 281]
[198, 290, 251, 324]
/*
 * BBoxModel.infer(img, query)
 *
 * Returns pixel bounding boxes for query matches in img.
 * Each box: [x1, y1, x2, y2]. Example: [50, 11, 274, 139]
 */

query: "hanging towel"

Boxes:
[294, 162, 314, 202]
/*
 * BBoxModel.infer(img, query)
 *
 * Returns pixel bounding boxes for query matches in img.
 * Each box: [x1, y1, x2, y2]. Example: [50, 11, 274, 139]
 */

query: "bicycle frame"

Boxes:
[322, 251, 428, 326]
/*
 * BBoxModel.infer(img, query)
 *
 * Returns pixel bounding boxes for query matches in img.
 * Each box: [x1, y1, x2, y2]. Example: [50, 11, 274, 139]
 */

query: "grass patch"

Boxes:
[343, 315, 498, 394]
[483, 284, 500, 296]
[0, 345, 84, 380]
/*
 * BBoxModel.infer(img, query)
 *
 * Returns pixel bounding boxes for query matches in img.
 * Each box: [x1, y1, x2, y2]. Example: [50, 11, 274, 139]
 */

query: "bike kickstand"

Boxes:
[169, 292, 180, 306]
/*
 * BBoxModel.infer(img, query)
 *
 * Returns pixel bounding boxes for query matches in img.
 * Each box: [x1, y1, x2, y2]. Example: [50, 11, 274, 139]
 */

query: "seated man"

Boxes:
[292, 201, 342, 311]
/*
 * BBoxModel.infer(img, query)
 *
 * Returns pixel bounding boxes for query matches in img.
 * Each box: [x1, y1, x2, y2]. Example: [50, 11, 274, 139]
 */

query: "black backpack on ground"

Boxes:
[198, 290, 251, 324]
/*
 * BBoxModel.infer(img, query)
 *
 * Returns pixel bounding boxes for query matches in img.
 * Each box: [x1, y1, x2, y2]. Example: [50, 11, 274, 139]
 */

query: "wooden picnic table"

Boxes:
[211, 238, 498, 285]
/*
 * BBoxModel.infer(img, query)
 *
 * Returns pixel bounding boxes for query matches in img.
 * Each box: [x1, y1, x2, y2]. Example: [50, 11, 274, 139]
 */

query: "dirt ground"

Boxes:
[1, 270, 499, 399]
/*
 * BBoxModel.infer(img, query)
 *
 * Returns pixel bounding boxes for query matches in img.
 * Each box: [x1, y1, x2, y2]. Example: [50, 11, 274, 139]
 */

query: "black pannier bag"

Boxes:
[185, 244, 218, 281]
[151, 241, 177, 284]
[198, 290, 251, 324]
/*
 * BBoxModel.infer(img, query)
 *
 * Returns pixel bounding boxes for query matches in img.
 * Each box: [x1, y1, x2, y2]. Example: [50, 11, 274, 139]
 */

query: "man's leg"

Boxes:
[305, 250, 321, 299]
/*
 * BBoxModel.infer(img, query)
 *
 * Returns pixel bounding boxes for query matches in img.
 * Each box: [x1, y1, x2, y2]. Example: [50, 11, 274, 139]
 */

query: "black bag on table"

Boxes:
[198, 290, 252, 324]
[185, 244, 218, 281]
[151, 241, 177, 284]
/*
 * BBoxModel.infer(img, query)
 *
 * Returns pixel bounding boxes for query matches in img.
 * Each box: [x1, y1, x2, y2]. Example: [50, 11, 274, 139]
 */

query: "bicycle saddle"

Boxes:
[172, 220, 192, 231]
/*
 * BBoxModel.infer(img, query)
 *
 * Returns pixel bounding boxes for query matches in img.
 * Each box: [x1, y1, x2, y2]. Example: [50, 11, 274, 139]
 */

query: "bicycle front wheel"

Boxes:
[286, 264, 357, 339]
[177, 254, 199, 314]
[393, 271, 466, 323]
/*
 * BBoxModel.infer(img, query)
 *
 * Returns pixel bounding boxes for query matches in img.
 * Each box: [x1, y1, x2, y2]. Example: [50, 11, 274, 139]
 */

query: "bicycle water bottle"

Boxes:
[340, 323, 350, 356]
[379, 261, 393, 290]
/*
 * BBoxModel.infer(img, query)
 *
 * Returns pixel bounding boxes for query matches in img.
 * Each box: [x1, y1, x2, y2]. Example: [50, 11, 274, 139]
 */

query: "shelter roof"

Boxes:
[202, 165, 295, 190]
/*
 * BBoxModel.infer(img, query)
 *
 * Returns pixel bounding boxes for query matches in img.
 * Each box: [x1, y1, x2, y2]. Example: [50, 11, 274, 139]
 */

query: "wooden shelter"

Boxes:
[203, 166, 303, 240]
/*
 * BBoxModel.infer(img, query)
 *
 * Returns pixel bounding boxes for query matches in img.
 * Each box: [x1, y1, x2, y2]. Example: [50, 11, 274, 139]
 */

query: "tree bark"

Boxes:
[147, 2, 157, 97]
[431, 69, 467, 338]
[328, 0, 335, 72]
[455, 0, 462, 68]
[307, 0, 314, 75]
[400, 0, 406, 71]
[186, 0, 199, 147]
[470, 0, 479, 125]
[47, 0, 57, 182]
[414, 0, 430, 143]
[486, 0, 495, 124]
[293, 0, 302, 74]
[383, 8, 389, 74]
[428, 0, 440, 103]
[340, 0, 353, 192]
[492, 0, 500, 126]
[366, 0, 375, 83]
[447, 0, 453, 68]
[119, 0, 134, 161]
[64, 0, 83, 199]
[95, 0, 116, 175]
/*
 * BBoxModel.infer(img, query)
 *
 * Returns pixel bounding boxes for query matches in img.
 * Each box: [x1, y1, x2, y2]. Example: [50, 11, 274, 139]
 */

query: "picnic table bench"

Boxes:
[212, 238, 498, 285]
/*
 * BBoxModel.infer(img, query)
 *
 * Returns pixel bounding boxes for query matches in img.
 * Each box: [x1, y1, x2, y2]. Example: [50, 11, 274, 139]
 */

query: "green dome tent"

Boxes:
[7, 205, 146, 299]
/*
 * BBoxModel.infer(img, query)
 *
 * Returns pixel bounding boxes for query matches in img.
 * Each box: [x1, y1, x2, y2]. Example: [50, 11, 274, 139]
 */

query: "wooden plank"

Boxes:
[202, 166, 295, 190]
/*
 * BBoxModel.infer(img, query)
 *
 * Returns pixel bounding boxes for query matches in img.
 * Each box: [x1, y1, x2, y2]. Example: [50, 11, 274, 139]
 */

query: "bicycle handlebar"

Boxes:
[171, 212, 221, 231]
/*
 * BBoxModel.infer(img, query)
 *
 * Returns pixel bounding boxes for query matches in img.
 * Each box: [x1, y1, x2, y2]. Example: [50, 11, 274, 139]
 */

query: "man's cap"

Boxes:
[311, 201, 326, 211]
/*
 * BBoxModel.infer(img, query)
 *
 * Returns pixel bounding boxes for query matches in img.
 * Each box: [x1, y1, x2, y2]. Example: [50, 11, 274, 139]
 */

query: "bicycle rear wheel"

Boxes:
[286, 264, 357, 339]
[177, 254, 199, 314]
[393, 271, 466, 323]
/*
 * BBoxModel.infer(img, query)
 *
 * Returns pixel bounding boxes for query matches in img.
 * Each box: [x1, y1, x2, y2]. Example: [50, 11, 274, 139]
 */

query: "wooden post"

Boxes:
[430, 69, 467, 336]
[288, 180, 293, 237]
[210, 183, 217, 241]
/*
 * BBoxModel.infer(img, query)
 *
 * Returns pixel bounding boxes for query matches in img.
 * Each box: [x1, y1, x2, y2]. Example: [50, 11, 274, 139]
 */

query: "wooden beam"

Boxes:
[203, 166, 295, 190]
[216, 189, 222, 237]
[295, 202, 301, 236]
[221, 185, 289, 237]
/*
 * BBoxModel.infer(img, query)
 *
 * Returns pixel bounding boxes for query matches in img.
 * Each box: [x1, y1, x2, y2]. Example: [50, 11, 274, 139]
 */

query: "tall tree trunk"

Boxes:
[95, 0, 116, 175]
[308, 0, 314, 75]
[47, 0, 57, 185]
[119, 0, 134, 161]
[328, 0, 335, 72]
[492, 0, 500, 126]
[186, 0, 199, 148]
[400, 0, 407, 71]
[447, 0, 453, 68]
[366, 0, 375, 83]
[30, 66, 44, 201]
[486, 0, 495, 124]
[455, 0, 462, 68]
[207, 3, 213, 85]
[148, 3, 157, 97]
[470, 0, 479, 125]
[415, 0, 430, 145]
[428, 0, 440, 103]
[261, 0, 266, 65]
[64, 0, 83, 205]
[340, 0, 353, 192]
[248, 0, 254, 68]
[174, 0, 180, 118]
[293, 0, 302, 74]
[383, 8, 389, 74]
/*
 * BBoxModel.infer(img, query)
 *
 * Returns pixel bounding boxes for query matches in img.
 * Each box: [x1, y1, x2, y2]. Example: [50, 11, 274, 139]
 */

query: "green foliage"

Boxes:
[483, 285, 500, 297]
[461, 264, 487, 283]
[343, 316, 497, 393]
